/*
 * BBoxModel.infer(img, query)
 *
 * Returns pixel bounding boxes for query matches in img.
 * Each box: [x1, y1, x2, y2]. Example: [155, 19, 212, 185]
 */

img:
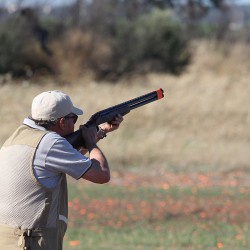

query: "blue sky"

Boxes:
[237, 0, 250, 3]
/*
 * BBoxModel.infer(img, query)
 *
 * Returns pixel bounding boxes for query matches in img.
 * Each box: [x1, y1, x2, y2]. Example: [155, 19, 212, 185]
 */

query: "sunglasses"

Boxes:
[64, 113, 78, 124]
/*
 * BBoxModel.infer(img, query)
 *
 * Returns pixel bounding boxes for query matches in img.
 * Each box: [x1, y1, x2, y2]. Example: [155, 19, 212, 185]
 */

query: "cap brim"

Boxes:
[72, 106, 83, 115]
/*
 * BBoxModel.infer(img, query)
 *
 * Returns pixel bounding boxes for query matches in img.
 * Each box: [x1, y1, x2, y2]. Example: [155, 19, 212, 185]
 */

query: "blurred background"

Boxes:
[0, 0, 250, 249]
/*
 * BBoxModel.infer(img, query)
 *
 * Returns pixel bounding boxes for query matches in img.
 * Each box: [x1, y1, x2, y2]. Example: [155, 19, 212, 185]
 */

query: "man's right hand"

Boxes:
[79, 125, 97, 151]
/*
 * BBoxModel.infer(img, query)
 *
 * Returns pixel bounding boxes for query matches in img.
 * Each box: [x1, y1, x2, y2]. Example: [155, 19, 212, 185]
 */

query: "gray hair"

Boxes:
[29, 116, 58, 130]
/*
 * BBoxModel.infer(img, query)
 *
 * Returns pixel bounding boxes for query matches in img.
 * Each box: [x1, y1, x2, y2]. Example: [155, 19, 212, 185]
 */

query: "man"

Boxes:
[0, 90, 123, 250]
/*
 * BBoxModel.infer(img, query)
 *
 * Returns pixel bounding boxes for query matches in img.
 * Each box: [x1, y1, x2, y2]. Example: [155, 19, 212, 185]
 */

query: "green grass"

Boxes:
[64, 220, 250, 250]
[63, 182, 250, 250]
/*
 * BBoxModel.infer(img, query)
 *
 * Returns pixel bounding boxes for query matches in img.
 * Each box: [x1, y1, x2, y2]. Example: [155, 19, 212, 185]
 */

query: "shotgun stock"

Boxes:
[66, 88, 164, 148]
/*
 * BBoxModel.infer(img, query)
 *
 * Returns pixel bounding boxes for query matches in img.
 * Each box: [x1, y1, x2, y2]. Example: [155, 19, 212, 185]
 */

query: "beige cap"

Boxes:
[31, 90, 83, 121]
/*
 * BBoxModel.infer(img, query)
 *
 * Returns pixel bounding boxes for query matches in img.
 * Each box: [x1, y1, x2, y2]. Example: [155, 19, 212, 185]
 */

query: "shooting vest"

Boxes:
[0, 125, 68, 250]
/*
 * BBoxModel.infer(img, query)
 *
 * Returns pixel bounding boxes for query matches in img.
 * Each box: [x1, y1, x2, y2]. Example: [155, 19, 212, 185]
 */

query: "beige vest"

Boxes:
[0, 125, 68, 249]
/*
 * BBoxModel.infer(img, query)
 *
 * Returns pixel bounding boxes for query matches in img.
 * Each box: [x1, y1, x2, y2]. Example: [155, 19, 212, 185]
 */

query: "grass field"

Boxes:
[0, 41, 250, 249]
[64, 180, 250, 249]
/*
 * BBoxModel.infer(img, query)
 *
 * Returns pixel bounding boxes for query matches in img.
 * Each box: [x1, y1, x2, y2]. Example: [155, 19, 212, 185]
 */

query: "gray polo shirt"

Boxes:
[23, 118, 92, 189]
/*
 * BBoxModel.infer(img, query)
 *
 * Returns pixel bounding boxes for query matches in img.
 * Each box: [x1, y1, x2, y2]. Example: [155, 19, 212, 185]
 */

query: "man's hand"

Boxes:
[79, 125, 97, 151]
[99, 114, 123, 134]
[78, 115, 123, 155]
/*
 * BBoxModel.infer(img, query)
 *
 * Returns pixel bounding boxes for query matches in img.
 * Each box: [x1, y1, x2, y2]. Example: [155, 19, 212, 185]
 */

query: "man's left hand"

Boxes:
[99, 114, 124, 134]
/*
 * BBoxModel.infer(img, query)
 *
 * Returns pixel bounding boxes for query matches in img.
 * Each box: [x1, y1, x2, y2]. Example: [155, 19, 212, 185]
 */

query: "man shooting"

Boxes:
[0, 90, 123, 249]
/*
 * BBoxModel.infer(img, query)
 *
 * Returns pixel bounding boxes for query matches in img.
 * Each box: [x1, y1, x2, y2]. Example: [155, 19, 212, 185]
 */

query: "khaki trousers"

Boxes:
[0, 225, 60, 250]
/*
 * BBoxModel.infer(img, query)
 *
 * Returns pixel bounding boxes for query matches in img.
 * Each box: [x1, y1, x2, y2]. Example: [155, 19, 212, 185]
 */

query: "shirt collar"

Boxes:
[23, 118, 47, 131]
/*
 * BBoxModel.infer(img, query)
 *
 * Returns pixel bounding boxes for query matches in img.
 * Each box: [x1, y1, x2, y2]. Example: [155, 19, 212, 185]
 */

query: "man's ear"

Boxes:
[58, 117, 66, 129]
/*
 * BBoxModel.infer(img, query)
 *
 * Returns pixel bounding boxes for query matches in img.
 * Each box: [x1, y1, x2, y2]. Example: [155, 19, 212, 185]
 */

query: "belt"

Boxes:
[0, 224, 58, 237]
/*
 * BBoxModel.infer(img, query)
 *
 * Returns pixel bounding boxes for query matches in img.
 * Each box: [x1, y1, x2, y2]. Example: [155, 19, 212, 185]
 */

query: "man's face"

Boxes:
[55, 113, 78, 136]
[63, 118, 75, 136]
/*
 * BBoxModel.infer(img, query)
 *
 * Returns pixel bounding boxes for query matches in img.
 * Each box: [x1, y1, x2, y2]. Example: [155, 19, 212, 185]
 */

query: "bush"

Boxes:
[0, 8, 191, 81]
[0, 16, 28, 75]
[0, 15, 53, 77]
[95, 9, 191, 79]
[135, 9, 191, 74]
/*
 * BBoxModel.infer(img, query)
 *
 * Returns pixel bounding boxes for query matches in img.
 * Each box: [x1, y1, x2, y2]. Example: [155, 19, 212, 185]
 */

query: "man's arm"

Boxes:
[81, 145, 110, 184]
[79, 126, 110, 184]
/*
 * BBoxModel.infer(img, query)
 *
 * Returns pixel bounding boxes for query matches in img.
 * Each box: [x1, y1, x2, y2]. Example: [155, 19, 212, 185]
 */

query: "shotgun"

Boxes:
[66, 88, 164, 148]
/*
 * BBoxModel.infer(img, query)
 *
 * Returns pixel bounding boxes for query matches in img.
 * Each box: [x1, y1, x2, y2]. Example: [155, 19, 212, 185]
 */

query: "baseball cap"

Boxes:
[31, 90, 83, 121]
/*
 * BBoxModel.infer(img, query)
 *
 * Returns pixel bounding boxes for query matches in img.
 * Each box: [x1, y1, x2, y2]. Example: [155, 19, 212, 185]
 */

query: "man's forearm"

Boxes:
[89, 145, 109, 172]
[81, 145, 110, 184]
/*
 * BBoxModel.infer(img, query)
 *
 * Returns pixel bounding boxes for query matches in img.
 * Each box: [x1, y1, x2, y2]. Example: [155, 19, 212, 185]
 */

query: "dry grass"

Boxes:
[0, 40, 250, 173]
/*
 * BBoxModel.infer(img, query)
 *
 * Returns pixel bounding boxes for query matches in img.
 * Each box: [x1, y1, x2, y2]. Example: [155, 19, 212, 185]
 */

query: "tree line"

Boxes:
[0, 0, 248, 80]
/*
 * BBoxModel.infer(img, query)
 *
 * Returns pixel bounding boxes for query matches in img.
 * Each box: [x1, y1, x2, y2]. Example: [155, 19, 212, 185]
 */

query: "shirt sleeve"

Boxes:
[33, 132, 92, 189]
[45, 136, 92, 180]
